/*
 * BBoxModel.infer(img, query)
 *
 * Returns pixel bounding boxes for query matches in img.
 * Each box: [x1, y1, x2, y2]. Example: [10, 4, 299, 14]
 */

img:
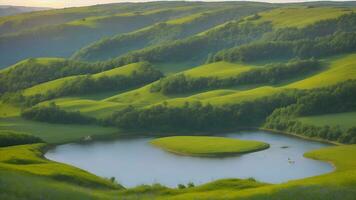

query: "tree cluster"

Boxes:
[0, 58, 100, 94]
[106, 90, 300, 131]
[21, 103, 95, 124]
[265, 80, 356, 143]
[0, 131, 43, 147]
[213, 13, 356, 62]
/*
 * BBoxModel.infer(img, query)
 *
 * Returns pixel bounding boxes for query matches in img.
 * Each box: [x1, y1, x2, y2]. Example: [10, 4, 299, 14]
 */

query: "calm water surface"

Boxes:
[45, 131, 334, 187]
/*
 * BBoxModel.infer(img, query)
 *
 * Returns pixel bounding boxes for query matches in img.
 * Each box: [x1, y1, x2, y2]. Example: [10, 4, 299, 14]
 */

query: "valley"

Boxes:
[0, 1, 356, 199]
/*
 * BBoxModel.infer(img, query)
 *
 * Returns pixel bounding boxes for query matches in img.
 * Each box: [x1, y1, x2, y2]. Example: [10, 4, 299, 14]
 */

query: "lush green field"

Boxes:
[40, 98, 125, 118]
[183, 61, 260, 79]
[286, 54, 356, 89]
[254, 6, 356, 28]
[298, 112, 356, 130]
[150, 136, 270, 157]
[0, 117, 118, 144]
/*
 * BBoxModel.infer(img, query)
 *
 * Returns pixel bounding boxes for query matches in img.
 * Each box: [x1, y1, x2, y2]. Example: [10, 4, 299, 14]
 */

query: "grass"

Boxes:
[150, 136, 270, 157]
[0, 57, 66, 73]
[0, 144, 124, 200]
[39, 98, 126, 118]
[183, 61, 259, 79]
[298, 112, 356, 130]
[286, 54, 356, 89]
[0, 102, 20, 118]
[0, 144, 119, 188]
[23, 76, 80, 96]
[145, 145, 356, 199]
[40, 53, 356, 120]
[0, 117, 118, 144]
[23, 62, 146, 97]
[153, 60, 203, 74]
[253, 6, 356, 28]
[1, 141, 356, 199]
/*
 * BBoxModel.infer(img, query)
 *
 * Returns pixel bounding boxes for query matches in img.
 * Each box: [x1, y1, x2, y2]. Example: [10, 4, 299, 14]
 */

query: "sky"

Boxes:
[0, 0, 353, 8]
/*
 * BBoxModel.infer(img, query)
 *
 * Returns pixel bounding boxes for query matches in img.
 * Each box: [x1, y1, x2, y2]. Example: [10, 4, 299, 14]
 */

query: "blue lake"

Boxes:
[45, 130, 334, 187]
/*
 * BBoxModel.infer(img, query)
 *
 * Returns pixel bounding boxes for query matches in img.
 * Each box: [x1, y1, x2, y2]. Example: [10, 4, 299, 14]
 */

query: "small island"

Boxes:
[150, 136, 270, 157]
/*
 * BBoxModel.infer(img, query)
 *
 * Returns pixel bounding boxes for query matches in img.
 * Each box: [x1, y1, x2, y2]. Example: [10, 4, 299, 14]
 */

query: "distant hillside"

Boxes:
[0, 5, 50, 17]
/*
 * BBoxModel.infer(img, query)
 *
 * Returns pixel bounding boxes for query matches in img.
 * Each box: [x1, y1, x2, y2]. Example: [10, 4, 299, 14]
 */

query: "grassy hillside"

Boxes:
[0, 6, 50, 17]
[23, 62, 147, 97]
[298, 112, 356, 130]
[253, 6, 356, 28]
[286, 54, 356, 89]
[0, 5, 208, 68]
[183, 61, 260, 78]
[72, 6, 269, 62]
[39, 98, 125, 119]
[25, 52, 355, 124]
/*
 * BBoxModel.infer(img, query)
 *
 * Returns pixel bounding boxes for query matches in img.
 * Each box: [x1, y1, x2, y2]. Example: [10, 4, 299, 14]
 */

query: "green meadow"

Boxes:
[150, 136, 270, 157]
[298, 112, 356, 130]
[0, 117, 118, 144]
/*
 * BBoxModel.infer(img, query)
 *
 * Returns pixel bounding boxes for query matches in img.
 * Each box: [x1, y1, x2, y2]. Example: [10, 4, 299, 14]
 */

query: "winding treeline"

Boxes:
[101, 21, 273, 70]
[0, 58, 100, 94]
[150, 59, 321, 94]
[265, 80, 356, 143]
[106, 90, 301, 131]
[0, 131, 43, 147]
[25, 63, 162, 105]
[213, 13, 356, 62]
[72, 6, 268, 62]
[21, 103, 95, 124]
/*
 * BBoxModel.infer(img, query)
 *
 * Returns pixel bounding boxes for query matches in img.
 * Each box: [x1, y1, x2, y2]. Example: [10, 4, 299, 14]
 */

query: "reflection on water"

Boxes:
[45, 130, 334, 187]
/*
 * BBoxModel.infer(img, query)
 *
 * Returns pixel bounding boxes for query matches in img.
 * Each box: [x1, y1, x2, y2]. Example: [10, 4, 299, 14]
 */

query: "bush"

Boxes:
[0, 131, 43, 147]
[21, 103, 95, 124]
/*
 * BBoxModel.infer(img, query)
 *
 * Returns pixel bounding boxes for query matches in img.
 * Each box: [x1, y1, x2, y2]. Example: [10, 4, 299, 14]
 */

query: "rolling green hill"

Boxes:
[1, 2, 356, 199]
[253, 6, 356, 28]
[72, 6, 270, 62]
[0, 8, 197, 68]
[23, 62, 150, 97]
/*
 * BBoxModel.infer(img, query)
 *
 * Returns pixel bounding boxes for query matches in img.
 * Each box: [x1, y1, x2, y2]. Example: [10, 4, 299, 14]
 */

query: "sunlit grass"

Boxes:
[151, 136, 269, 157]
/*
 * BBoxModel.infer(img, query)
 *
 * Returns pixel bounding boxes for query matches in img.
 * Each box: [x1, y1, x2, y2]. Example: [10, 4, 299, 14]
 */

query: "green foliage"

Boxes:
[72, 6, 269, 62]
[21, 103, 95, 124]
[0, 58, 98, 93]
[265, 80, 356, 143]
[22, 62, 163, 105]
[298, 112, 356, 129]
[103, 21, 272, 71]
[107, 90, 299, 131]
[0, 117, 118, 144]
[0, 5, 210, 68]
[0, 131, 42, 147]
[214, 13, 356, 62]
